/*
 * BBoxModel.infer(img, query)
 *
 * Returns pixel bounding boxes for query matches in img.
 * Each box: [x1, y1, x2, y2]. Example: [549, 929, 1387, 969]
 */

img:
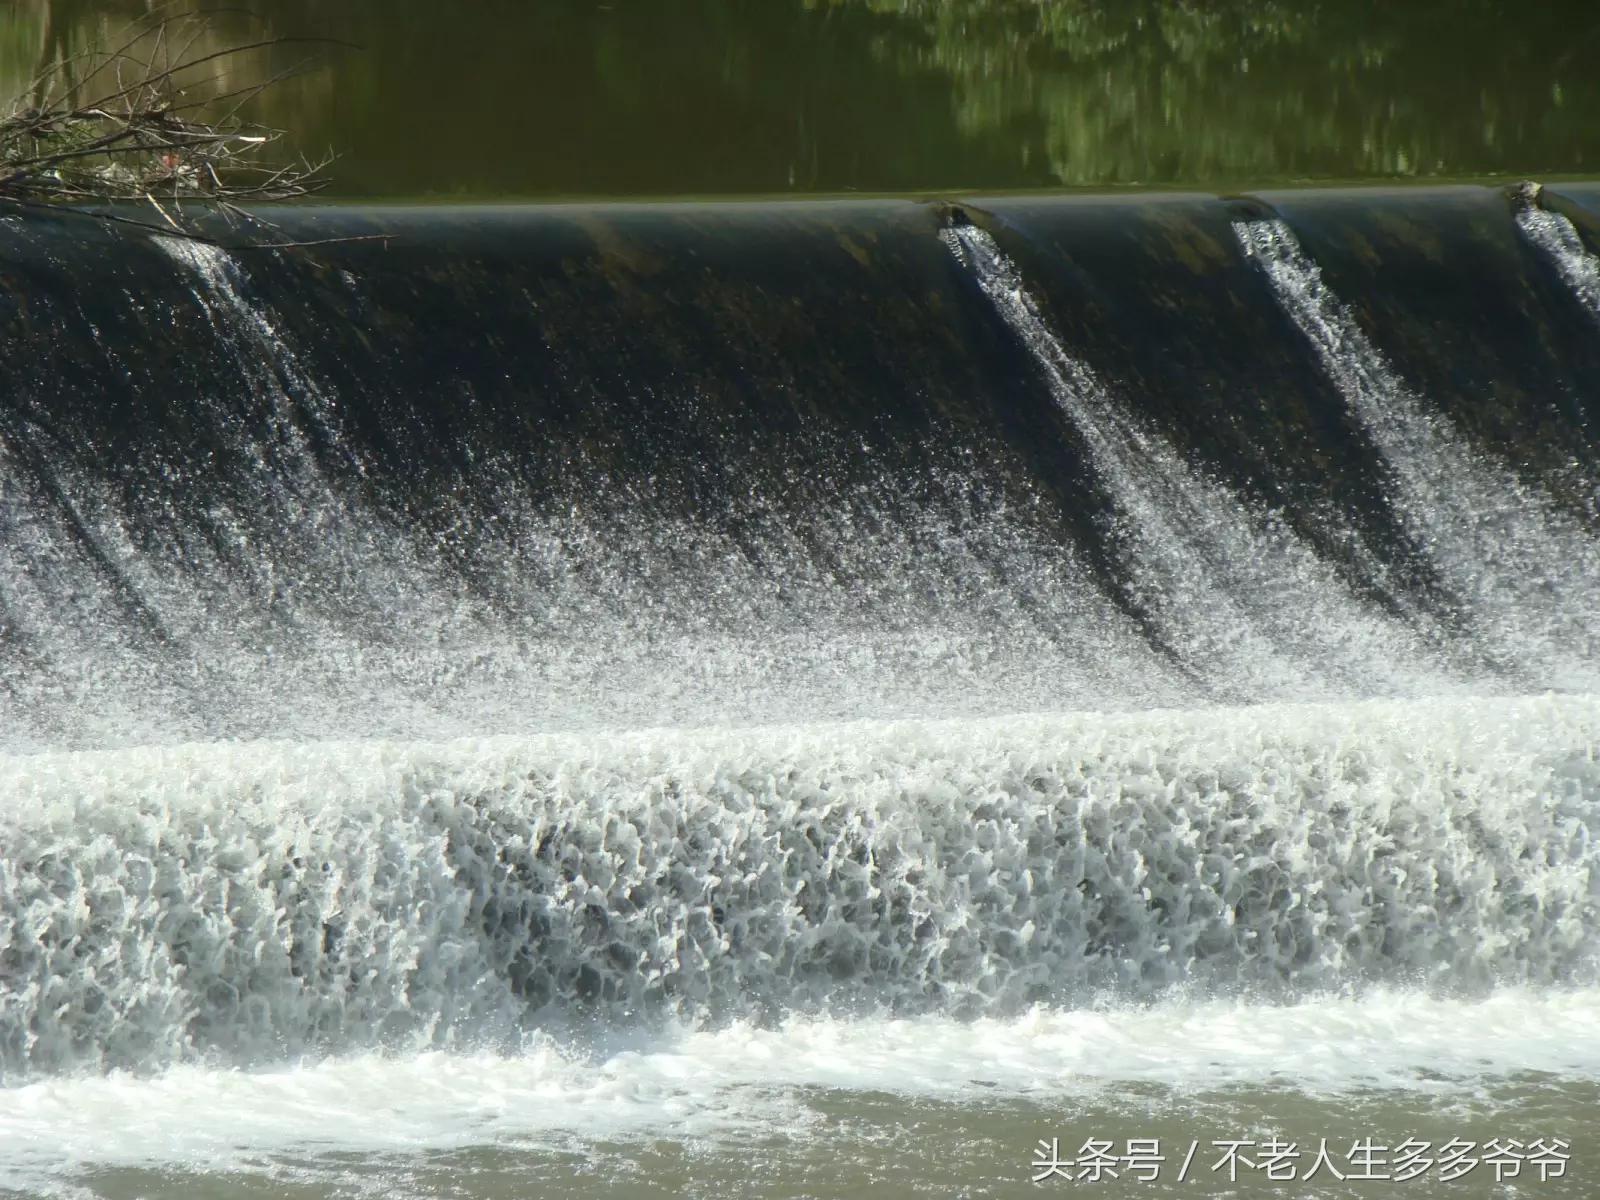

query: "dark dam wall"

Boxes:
[0, 184, 1598, 749]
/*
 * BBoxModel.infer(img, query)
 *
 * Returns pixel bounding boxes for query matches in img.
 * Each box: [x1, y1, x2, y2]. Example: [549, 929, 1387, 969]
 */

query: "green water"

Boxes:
[4, 0, 1599, 198]
[37, 1083, 1597, 1199]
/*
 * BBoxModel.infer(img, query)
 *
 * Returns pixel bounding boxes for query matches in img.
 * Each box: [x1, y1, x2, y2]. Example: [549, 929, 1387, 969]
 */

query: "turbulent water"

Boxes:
[1235, 215, 1600, 687]
[1519, 202, 1600, 326]
[2, 187, 1600, 1196]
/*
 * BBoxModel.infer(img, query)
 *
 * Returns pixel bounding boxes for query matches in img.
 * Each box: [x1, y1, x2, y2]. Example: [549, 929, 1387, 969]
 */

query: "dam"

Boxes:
[1, 183, 1599, 1195]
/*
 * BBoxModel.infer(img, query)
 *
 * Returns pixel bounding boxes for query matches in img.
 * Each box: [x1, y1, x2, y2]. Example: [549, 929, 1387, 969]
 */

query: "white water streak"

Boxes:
[151, 241, 494, 681]
[942, 223, 1458, 701]
[1236, 217, 1600, 689]
[1518, 203, 1600, 323]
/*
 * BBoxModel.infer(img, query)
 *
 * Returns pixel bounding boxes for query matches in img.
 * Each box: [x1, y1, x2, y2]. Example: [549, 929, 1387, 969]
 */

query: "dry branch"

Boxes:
[1, 10, 351, 243]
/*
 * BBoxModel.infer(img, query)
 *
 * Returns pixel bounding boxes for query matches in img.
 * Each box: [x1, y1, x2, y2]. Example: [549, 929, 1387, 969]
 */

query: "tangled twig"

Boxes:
[2, 9, 357, 244]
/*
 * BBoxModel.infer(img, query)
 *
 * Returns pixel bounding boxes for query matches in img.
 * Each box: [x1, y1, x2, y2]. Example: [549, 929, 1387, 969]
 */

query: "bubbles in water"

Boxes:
[3, 696, 1597, 1080]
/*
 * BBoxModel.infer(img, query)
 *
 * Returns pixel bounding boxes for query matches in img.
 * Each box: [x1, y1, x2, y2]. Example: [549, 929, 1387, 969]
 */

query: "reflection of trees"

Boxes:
[811, 0, 1600, 184]
[1, 0, 1595, 193]
[10, 1, 246, 105]
[21, 0, 1040, 196]
[19, 0, 154, 103]
[811, 0, 1311, 182]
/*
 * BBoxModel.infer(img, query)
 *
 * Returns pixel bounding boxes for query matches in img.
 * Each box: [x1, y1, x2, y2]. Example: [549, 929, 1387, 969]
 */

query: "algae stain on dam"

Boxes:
[2, 186, 1600, 1196]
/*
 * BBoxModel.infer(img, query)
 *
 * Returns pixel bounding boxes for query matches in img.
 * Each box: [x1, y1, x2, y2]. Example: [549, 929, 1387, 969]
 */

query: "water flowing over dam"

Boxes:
[3, 184, 1600, 1194]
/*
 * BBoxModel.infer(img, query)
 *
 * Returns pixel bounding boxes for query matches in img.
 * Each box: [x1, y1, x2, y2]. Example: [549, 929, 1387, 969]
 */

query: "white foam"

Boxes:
[3, 695, 1598, 1082]
[2, 987, 1597, 1189]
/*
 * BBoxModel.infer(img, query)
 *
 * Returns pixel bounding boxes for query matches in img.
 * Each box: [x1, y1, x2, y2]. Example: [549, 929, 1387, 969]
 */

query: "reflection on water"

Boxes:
[2, 0, 1597, 197]
[821, 0, 1600, 188]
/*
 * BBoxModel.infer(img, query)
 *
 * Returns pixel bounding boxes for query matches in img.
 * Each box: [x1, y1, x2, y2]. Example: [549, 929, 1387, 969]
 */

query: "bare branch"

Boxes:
[0, 7, 353, 234]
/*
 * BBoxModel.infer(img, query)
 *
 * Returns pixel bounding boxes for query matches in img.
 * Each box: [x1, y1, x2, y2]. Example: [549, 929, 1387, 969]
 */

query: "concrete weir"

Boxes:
[3, 184, 1600, 1194]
